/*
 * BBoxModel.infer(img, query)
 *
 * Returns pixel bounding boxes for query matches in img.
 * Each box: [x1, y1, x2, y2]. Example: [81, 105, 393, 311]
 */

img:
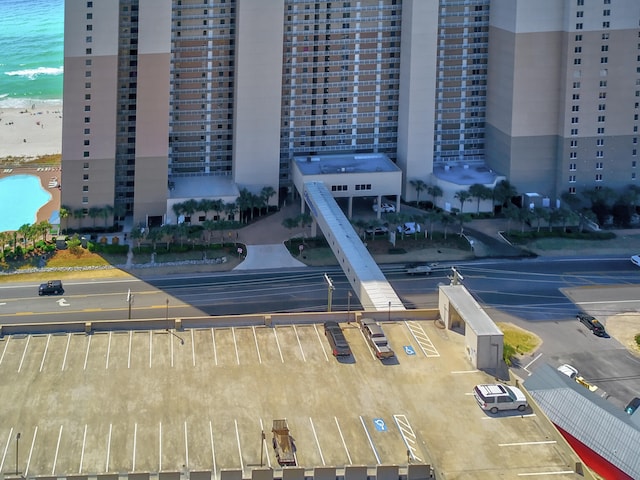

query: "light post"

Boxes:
[324, 273, 335, 312]
[15, 432, 20, 476]
[165, 298, 169, 324]
[347, 291, 352, 323]
[388, 301, 391, 322]
[127, 289, 134, 320]
[260, 430, 266, 467]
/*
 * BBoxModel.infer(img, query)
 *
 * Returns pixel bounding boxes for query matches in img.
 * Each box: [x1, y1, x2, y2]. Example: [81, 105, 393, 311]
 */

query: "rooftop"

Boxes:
[294, 152, 400, 176]
[433, 161, 502, 186]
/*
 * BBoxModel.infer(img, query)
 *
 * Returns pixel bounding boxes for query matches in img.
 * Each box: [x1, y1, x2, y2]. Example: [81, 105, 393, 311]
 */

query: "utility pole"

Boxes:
[15, 432, 20, 476]
[347, 291, 352, 323]
[324, 273, 335, 312]
[127, 289, 134, 319]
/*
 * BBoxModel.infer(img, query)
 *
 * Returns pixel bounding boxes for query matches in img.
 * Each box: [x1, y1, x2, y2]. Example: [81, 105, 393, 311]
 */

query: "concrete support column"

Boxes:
[300, 193, 306, 214]
[348, 196, 353, 219]
[376, 194, 382, 220]
[311, 219, 317, 237]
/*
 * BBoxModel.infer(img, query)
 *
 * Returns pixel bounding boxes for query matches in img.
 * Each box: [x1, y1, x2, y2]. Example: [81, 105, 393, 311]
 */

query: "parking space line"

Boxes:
[404, 321, 440, 357]
[517, 471, 575, 476]
[232, 328, 240, 365]
[234, 419, 243, 471]
[259, 418, 271, 468]
[84, 336, 91, 370]
[334, 417, 352, 465]
[359, 416, 380, 464]
[159, 422, 162, 472]
[393, 414, 423, 463]
[451, 369, 479, 374]
[40, 334, 51, 372]
[0, 427, 14, 472]
[128, 331, 132, 369]
[499, 440, 557, 447]
[293, 325, 306, 362]
[309, 417, 325, 465]
[25, 425, 37, 476]
[18, 335, 30, 372]
[106, 423, 112, 472]
[191, 330, 196, 367]
[209, 421, 216, 475]
[314, 325, 329, 362]
[252, 327, 262, 365]
[62, 334, 71, 371]
[0, 336, 10, 365]
[184, 421, 189, 468]
[106, 332, 112, 369]
[481, 413, 537, 420]
[79, 424, 87, 473]
[273, 328, 284, 363]
[211, 328, 218, 366]
[52, 425, 63, 474]
[149, 331, 152, 368]
[132, 422, 137, 471]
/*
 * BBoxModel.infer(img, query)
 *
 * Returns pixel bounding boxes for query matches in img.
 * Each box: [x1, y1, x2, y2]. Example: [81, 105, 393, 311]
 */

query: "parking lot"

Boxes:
[0, 320, 581, 479]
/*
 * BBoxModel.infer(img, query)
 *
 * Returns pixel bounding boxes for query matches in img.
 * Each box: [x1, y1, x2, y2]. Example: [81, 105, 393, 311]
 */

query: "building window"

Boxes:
[86, 36, 92, 43]
[571, 140, 578, 148]
[87, 1, 92, 6]
[83, 151, 90, 158]
[570, 152, 577, 159]
[634, 138, 638, 144]
[603, 9, 610, 16]
[575, 34, 583, 41]
[572, 93, 580, 100]
[601, 45, 609, 52]
[600, 57, 608, 64]
[572, 105, 580, 112]
[634, 150, 638, 157]
[86, 13, 92, 19]
[85, 59, 92, 66]
[573, 81, 581, 88]
[576, 11, 583, 17]
[633, 173, 637, 180]
[597, 115, 606, 122]
[82, 197, 89, 204]
[599, 92, 607, 99]
[83, 174, 89, 180]
[576, 23, 583, 30]
[574, 58, 581, 65]
[602, 33, 609, 40]
[571, 128, 579, 136]
[600, 80, 607, 87]
[569, 175, 576, 183]
[569, 163, 577, 171]
[574, 46, 582, 53]
[84, 117, 90, 123]
[85, 48, 92, 54]
[569, 187, 576, 194]
[84, 128, 90, 134]
[83, 162, 89, 169]
[86, 24, 92, 31]
[602, 22, 610, 28]
[84, 105, 91, 112]
[82, 186, 89, 192]
[598, 127, 605, 134]
[598, 104, 606, 111]
[596, 162, 604, 169]
[596, 174, 603, 181]
[596, 151, 604, 158]
[596, 138, 604, 146]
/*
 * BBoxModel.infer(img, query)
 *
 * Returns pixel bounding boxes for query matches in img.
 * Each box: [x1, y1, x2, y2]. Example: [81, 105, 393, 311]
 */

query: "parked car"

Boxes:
[38, 280, 64, 296]
[625, 397, 640, 415]
[373, 202, 395, 213]
[405, 263, 432, 276]
[365, 225, 389, 237]
[323, 321, 351, 357]
[358, 318, 395, 359]
[473, 384, 528, 414]
[396, 222, 421, 235]
[631, 254, 640, 267]
[577, 313, 607, 337]
[557, 364, 579, 379]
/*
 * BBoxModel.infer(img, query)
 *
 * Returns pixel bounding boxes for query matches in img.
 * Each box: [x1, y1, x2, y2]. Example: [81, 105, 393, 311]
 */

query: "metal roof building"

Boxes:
[525, 363, 640, 480]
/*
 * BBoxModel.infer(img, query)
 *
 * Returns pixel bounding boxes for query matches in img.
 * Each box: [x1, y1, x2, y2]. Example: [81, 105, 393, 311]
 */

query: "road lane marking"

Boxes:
[184, 421, 189, 469]
[309, 417, 325, 465]
[191, 330, 196, 367]
[293, 325, 306, 362]
[499, 440, 557, 447]
[40, 334, 51, 372]
[234, 419, 243, 471]
[18, 335, 30, 372]
[252, 326, 262, 365]
[62, 334, 71, 371]
[211, 328, 218, 366]
[25, 425, 38, 476]
[52, 425, 63, 474]
[232, 327, 240, 365]
[314, 324, 329, 362]
[84, 335, 91, 370]
[524, 352, 543, 374]
[0, 427, 14, 472]
[79, 424, 87, 473]
[209, 421, 216, 475]
[359, 416, 381, 464]
[132, 422, 137, 471]
[273, 328, 284, 363]
[334, 417, 352, 465]
[106, 423, 112, 472]
[0, 336, 10, 365]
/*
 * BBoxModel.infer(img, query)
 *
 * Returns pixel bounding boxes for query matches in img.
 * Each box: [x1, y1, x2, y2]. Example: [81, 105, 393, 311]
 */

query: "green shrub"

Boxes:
[503, 343, 517, 366]
[635, 334, 640, 348]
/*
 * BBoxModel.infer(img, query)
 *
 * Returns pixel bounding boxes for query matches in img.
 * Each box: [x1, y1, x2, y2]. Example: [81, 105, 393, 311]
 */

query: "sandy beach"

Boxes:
[0, 101, 62, 159]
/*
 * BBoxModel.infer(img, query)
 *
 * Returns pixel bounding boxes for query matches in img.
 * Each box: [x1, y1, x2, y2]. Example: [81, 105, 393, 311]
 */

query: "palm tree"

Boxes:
[0, 231, 10, 260]
[237, 189, 253, 223]
[36, 220, 52, 242]
[211, 199, 224, 220]
[224, 201, 238, 222]
[282, 217, 299, 246]
[202, 219, 217, 245]
[518, 208, 534, 233]
[503, 204, 520, 233]
[130, 227, 145, 251]
[59, 205, 70, 234]
[426, 210, 442, 239]
[409, 179, 427, 207]
[427, 185, 443, 208]
[73, 208, 85, 229]
[88, 206, 101, 227]
[18, 224, 32, 249]
[172, 202, 184, 222]
[260, 186, 277, 215]
[198, 199, 214, 221]
[440, 213, 455, 240]
[146, 227, 164, 251]
[560, 191, 581, 211]
[493, 180, 518, 211]
[532, 207, 549, 232]
[454, 190, 472, 213]
[469, 184, 493, 214]
[100, 205, 114, 229]
[182, 199, 199, 223]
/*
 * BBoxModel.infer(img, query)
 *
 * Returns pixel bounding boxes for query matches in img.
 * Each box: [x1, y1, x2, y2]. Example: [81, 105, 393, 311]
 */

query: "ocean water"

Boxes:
[0, 0, 64, 108]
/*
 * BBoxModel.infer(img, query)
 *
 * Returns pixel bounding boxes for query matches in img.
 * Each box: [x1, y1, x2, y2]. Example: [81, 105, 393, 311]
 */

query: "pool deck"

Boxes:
[0, 164, 61, 231]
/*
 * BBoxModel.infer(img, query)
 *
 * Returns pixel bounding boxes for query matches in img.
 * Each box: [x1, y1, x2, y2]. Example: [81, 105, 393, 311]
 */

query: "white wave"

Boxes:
[0, 97, 63, 109]
[4, 66, 64, 80]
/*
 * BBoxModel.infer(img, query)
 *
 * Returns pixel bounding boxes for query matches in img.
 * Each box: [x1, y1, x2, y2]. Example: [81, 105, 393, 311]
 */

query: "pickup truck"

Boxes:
[405, 263, 432, 275]
[272, 419, 296, 466]
[358, 318, 395, 359]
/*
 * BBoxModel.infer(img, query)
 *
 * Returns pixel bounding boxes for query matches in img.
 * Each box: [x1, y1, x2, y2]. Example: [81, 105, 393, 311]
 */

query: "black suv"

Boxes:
[323, 321, 351, 357]
[39, 280, 64, 296]
[577, 313, 607, 337]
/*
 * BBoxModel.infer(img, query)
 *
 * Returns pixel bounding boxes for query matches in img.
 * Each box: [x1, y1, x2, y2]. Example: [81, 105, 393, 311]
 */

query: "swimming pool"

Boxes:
[0, 174, 52, 232]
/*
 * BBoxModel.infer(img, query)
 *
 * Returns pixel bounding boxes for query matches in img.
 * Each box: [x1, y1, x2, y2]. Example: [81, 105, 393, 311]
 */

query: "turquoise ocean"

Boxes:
[0, 0, 64, 108]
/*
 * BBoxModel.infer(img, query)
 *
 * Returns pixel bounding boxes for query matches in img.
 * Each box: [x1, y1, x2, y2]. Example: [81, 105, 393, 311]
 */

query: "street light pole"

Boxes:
[15, 432, 20, 475]
[388, 301, 391, 322]
[323, 273, 335, 312]
[347, 291, 352, 323]
[260, 430, 265, 467]
[165, 298, 169, 324]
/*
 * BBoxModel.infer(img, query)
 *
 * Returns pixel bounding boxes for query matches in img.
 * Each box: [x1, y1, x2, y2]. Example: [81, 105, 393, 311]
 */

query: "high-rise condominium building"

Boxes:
[62, 0, 640, 228]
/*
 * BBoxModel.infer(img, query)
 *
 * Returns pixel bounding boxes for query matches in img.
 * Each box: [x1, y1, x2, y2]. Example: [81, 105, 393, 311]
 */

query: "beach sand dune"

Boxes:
[0, 102, 62, 159]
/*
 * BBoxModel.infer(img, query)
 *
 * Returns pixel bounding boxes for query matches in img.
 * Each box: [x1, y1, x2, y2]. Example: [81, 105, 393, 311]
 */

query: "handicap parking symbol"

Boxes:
[373, 418, 387, 431]
[403, 345, 416, 356]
